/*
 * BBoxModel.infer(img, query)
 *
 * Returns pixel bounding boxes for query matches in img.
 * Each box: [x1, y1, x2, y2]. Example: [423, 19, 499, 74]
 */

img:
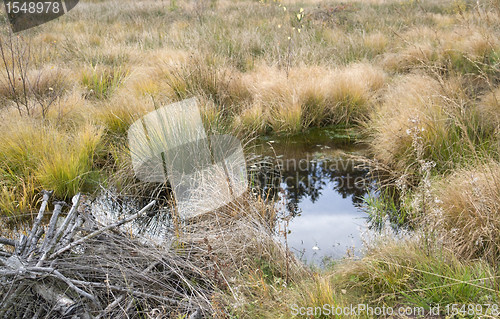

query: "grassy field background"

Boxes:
[1, 0, 500, 317]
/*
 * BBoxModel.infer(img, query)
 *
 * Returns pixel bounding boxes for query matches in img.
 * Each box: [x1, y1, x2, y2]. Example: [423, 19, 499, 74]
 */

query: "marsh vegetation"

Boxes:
[2, 0, 500, 317]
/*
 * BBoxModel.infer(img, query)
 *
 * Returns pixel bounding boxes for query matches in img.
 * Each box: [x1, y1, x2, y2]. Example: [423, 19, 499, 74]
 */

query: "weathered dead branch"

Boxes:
[0, 191, 214, 318]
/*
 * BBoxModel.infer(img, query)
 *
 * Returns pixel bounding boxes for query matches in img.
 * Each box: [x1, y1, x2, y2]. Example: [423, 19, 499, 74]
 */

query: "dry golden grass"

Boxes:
[240, 63, 386, 133]
[431, 161, 500, 262]
[1, 0, 500, 316]
[0, 0, 497, 214]
[382, 43, 435, 72]
[366, 74, 447, 171]
[0, 115, 104, 213]
[363, 31, 389, 55]
[335, 231, 498, 309]
[478, 85, 500, 130]
[92, 90, 156, 136]
[236, 103, 267, 134]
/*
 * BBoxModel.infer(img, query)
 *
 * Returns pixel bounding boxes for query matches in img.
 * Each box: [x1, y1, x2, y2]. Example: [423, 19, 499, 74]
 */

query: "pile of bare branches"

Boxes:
[0, 191, 214, 319]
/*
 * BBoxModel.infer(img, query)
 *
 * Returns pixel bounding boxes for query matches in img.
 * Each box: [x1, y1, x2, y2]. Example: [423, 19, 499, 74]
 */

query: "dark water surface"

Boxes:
[249, 127, 373, 264]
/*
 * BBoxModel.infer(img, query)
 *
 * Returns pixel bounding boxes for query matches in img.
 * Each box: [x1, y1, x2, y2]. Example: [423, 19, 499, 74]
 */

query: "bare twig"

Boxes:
[15, 235, 27, 256]
[57, 215, 83, 249]
[70, 280, 183, 306]
[25, 190, 53, 255]
[95, 295, 124, 319]
[51, 194, 81, 247]
[0, 237, 17, 247]
[40, 201, 66, 253]
[49, 200, 155, 259]
[49, 269, 101, 309]
[26, 226, 44, 262]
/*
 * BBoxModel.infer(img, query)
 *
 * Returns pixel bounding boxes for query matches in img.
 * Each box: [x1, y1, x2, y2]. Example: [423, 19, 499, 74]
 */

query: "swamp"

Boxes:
[2, 0, 500, 318]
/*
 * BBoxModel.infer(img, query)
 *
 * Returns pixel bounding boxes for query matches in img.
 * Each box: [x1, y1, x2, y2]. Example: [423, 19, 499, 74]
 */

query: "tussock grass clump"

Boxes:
[381, 23, 500, 76]
[164, 59, 252, 109]
[93, 91, 155, 136]
[160, 61, 385, 134]
[439, 29, 500, 76]
[478, 85, 500, 131]
[327, 63, 385, 124]
[35, 123, 104, 198]
[430, 161, 500, 262]
[81, 65, 129, 100]
[43, 89, 90, 127]
[367, 74, 448, 171]
[382, 43, 436, 73]
[0, 175, 37, 218]
[366, 73, 497, 179]
[235, 103, 267, 134]
[247, 63, 385, 133]
[126, 66, 167, 99]
[363, 31, 389, 55]
[0, 118, 104, 215]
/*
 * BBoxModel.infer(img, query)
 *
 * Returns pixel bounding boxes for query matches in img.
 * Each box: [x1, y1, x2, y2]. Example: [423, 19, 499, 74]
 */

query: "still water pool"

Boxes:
[89, 127, 374, 265]
[250, 127, 373, 264]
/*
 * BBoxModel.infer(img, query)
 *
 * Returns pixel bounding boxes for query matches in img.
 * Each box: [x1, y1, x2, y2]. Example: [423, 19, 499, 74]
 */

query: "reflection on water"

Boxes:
[90, 126, 374, 264]
[278, 158, 370, 216]
[249, 127, 374, 264]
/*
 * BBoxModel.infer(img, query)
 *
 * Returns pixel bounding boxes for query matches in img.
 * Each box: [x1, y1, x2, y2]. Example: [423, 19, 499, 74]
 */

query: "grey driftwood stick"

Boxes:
[31, 283, 75, 314]
[15, 234, 27, 255]
[25, 190, 53, 253]
[26, 227, 44, 261]
[36, 194, 81, 265]
[70, 280, 182, 306]
[95, 295, 124, 319]
[29, 267, 102, 308]
[58, 209, 78, 245]
[39, 201, 65, 253]
[58, 215, 84, 249]
[49, 200, 155, 259]
[50, 193, 81, 247]
[0, 237, 16, 247]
